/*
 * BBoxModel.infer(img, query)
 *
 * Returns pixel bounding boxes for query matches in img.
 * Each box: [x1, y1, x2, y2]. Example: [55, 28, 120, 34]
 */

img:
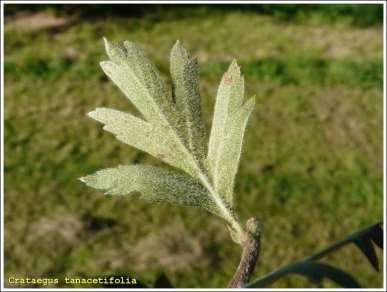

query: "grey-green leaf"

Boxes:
[215, 98, 255, 204]
[80, 165, 221, 217]
[207, 60, 254, 206]
[87, 107, 195, 175]
[102, 38, 174, 124]
[81, 39, 252, 244]
[99, 38, 200, 177]
[170, 40, 206, 162]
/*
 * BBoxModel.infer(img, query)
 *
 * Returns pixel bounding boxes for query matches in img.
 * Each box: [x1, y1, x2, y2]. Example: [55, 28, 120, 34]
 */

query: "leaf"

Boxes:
[207, 60, 255, 206]
[101, 38, 175, 124]
[87, 107, 193, 176]
[215, 98, 255, 200]
[99, 38, 198, 177]
[80, 165, 221, 217]
[81, 39, 253, 244]
[247, 261, 360, 288]
[170, 40, 206, 162]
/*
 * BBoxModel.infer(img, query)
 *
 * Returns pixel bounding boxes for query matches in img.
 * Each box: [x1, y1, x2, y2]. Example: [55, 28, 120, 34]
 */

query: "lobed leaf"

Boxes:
[88, 107, 195, 176]
[97, 38, 201, 177]
[80, 165, 221, 217]
[101, 38, 175, 124]
[170, 40, 207, 162]
[215, 97, 255, 203]
[207, 60, 255, 206]
[82, 39, 251, 243]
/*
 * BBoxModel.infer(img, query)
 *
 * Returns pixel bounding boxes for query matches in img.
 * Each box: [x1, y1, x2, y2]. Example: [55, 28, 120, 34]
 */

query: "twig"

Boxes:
[228, 217, 261, 288]
[245, 221, 382, 288]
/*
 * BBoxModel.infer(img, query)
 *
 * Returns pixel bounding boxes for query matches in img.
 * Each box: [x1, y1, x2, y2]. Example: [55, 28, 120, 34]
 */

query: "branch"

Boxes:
[245, 221, 383, 288]
[228, 217, 261, 288]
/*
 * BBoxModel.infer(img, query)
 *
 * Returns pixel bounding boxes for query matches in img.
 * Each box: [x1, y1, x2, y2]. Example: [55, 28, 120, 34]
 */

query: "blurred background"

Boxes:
[4, 3, 383, 288]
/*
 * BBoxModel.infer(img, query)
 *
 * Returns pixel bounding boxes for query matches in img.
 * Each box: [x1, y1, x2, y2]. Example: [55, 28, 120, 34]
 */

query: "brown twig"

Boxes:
[228, 217, 261, 288]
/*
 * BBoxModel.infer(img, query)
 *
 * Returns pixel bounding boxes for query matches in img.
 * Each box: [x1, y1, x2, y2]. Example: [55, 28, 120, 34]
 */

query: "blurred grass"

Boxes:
[4, 4, 383, 288]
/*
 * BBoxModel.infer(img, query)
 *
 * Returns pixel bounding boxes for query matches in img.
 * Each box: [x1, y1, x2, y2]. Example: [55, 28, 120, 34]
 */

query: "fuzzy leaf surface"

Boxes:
[81, 39, 255, 243]
[97, 38, 199, 177]
[88, 107, 193, 174]
[170, 40, 206, 162]
[207, 60, 255, 206]
[80, 165, 221, 216]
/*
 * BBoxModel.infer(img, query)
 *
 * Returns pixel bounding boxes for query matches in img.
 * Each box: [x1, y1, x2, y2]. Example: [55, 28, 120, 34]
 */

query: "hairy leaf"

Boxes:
[207, 60, 255, 205]
[87, 107, 193, 175]
[81, 39, 255, 244]
[170, 40, 206, 162]
[99, 38, 198, 177]
[80, 165, 221, 216]
[101, 38, 174, 124]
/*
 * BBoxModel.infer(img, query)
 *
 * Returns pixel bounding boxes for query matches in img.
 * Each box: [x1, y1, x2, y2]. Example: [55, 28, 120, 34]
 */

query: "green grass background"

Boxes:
[4, 4, 384, 288]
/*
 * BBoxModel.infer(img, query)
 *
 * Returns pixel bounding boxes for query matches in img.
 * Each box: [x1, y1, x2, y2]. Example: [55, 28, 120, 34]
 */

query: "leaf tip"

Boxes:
[86, 109, 98, 119]
[102, 36, 110, 52]
[171, 39, 189, 59]
[99, 60, 115, 75]
[78, 176, 87, 184]
[229, 58, 241, 73]
[246, 95, 256, 106]
[78, 173, 97, 186]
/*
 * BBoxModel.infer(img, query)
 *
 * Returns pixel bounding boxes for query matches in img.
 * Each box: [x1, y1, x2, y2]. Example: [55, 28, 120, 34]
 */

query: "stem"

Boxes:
[245, 221, 382, 288]
[197, 172, 243, 236]
[228, 217, 261, 288]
